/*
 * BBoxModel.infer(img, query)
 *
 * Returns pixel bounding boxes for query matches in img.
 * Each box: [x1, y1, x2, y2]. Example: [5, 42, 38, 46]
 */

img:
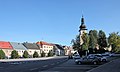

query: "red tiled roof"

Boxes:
[0, 41, 13, 49]
[36, 41, 53, 46]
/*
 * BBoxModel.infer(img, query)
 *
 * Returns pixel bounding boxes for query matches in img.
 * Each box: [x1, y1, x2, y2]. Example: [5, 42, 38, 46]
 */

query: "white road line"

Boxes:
[42, 65, 48, 67]
[30, 68, 38, 71]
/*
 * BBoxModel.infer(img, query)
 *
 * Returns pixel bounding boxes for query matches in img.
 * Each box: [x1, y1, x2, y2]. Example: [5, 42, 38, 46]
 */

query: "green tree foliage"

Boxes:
[108, 32, 120, 53]
[48, 50, 54, 57]
[0, 49, 5, 59]
[88, 30, 98, 53]
[98, 30, 107, 53]
[81, 33, 89, 56]
[33, 51, 39, 58]
[89, 30, 98, 48]
[71, 35, 80, 51]
[41, 51, 45, 57]
[11, 50, 19, 59]
[81, 33, 89, 51]
[72, 33, 89, 56]
[23, 50, 29, 58]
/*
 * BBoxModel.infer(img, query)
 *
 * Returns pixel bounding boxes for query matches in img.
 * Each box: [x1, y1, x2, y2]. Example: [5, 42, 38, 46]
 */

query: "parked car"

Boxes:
[75, 55, 100, 65]
[73, 54, 81, 59]
[88, 54, 107, 62]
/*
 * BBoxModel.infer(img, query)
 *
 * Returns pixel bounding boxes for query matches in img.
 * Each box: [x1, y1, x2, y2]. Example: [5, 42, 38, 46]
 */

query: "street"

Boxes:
[0, 56, 119, 72]
[43, 59, 99, 72]
[0, 57, 68, 72]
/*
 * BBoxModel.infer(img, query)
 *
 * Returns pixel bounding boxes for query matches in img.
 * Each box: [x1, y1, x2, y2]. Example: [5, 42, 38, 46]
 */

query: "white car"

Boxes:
[88, 54, 107, 62]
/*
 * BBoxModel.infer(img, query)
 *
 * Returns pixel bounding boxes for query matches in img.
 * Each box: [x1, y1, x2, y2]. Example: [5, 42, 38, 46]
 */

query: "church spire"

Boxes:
[79, 15, 87, 31]
[81, 15, 84, 25]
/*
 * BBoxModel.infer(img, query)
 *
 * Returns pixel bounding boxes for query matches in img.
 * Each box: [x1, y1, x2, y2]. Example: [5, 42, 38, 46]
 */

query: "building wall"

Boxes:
[27, 49, 40, 57]
[0, 41, 13, 58]
[16, 49, 26, 57]
[2, 49, 13, 58]
[42, 45, 53, 56]
[10, 42, 27, 57]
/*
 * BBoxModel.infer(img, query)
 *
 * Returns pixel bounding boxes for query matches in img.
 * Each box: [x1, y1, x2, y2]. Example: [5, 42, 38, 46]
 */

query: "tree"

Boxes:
[41, 51, 45, 57]
[11, 50, 19, 59]
[71, 35, 82, 57]
[48, 50, 54, 57]
[23, 50, 29, 58]
[108, 32, 120, 53]
[0, 49, 5, 59]
[33, 51, 39, 58]
[81, 33, 89, 56]
[88, 30, 98, 53]
[98, 30, 107, 53]
[72, 33, 89, 57]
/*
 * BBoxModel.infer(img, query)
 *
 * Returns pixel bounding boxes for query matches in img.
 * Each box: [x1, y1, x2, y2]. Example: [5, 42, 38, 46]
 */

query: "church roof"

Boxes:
[79, 15, 87, 30]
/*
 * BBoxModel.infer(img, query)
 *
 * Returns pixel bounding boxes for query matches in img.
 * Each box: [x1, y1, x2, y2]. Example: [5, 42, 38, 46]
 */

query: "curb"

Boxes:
[0, 56, 68, 64]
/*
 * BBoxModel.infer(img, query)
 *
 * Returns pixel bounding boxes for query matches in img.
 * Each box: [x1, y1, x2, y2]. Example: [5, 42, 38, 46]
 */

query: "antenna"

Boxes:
[82, 10, 84, 18]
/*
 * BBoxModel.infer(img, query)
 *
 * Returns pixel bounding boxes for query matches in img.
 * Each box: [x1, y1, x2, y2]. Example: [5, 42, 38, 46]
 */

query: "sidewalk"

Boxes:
[0, 56, 67, 62]
[87, 58, 120, 72]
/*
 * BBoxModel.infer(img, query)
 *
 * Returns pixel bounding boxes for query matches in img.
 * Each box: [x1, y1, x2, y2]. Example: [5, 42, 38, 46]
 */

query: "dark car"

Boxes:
[75, 55, 100, 65]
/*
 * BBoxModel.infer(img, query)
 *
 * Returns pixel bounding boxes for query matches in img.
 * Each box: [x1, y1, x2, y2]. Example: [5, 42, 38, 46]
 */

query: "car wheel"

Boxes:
[78, 61, 81, 64]
[76, 61, 81, 65]
[102, 59, 106, 62]
[93, 61, 97, 65]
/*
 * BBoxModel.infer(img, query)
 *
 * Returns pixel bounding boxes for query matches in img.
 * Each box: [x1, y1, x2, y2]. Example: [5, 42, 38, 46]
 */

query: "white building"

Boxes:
[36, 41, 54, 56]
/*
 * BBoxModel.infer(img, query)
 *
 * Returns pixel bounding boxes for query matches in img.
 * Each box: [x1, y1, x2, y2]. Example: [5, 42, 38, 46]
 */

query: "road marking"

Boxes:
[51, 63, 55, 65]
[30, 68, 38, 71]
[43, 65, 48, 67]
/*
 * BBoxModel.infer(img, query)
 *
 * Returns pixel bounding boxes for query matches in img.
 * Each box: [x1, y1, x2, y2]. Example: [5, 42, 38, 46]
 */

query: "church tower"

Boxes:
[79, 15, 87, 34]
[79, 15, 87, 45]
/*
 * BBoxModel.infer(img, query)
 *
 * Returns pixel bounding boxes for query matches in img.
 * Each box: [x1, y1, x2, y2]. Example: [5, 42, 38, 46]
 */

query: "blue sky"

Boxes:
[0, 0, 120, 45]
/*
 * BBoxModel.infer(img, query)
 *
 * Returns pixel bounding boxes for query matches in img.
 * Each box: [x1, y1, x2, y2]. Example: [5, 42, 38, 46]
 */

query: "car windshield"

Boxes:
[95, 55, 102, 57]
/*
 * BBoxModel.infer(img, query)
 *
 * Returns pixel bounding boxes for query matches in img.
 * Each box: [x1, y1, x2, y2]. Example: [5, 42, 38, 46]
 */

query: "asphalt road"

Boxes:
[43, 59, 99, 72]
[0, 57, 68, 72]
[0, 56, 118, 72]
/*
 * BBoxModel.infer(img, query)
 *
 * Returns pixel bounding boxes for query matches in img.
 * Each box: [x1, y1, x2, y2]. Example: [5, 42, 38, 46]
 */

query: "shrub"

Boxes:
[0, 50, 5, 59]
[41, 51, 45, 57]
[11, 50, 19, 59]
[23, 50, 29, 58]
[33, 51, 39, 58]
[48, 50, 54, 57]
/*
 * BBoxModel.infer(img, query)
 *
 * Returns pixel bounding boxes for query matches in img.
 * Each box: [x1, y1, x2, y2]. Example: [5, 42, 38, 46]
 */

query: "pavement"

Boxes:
[0, 56, 67, 63]
[87, 58, 120, 72]
[42, 59, 99, 72]
[42, 57, 120, 72]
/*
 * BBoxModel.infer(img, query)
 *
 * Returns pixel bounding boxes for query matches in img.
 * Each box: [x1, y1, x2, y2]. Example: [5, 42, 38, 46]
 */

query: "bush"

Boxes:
[48, 50, 54, 57]
[33, 51, 39, 58]
[0, 49, 5, 59]
[11, 50, 19, 59]
[41, 51, 45, 57]
[23, 50, 29, 58]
